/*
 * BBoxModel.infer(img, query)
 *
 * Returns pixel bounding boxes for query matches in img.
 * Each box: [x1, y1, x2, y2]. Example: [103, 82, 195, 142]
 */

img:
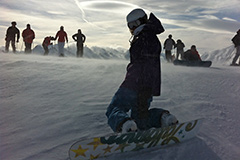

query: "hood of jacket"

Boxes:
[134, 13, 164, 36]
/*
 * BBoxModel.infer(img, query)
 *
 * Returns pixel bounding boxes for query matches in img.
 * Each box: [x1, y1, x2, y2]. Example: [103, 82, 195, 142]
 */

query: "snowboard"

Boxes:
[173, 60, 212, 67]
[68, 118, 203, 160]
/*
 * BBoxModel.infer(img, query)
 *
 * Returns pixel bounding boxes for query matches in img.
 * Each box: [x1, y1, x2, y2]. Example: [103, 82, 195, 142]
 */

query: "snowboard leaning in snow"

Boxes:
[68, 119, 203, 160]
[173, 60, 212, 67]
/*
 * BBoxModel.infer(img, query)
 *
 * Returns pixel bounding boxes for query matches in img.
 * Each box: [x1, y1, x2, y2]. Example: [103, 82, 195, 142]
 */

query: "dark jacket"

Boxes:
[6, 26, 20, 41]
[232, 33, 240, 47]
[72, 33, 86, 44]
[176, 41, 185, 53]
[183, 49, 201, 61]
[120, 13, 164, 96]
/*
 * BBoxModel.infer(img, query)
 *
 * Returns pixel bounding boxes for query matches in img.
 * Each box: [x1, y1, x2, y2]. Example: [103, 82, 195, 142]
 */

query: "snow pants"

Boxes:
[76, 42, 84, 57]
[5, 39, 16, 53]
[58, 42, 65, 56]
[232, 46, 240, 64]
[165, 50, 172, 62]
[24, 42, 32, 53]
[106, 87, 167, 132]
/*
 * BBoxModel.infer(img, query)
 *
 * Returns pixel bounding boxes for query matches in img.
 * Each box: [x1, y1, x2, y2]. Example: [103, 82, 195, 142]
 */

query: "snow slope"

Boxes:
[0, 46, 240, 160]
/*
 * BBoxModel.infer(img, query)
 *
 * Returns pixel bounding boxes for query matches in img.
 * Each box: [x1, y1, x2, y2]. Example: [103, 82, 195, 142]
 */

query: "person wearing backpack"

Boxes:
[231, 29, 240, 66]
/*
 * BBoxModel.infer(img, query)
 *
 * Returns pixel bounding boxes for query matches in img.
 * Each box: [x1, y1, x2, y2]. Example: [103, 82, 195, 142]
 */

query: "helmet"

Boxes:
[126, 8, 147, 30]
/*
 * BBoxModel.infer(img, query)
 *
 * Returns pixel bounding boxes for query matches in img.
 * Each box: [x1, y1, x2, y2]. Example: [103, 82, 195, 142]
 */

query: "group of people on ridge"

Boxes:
[4, 22, 86, 57]
[163, 34, 201, 62]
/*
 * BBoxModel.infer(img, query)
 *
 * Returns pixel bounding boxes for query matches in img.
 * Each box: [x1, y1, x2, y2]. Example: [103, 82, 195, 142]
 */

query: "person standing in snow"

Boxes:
[183, 45, 201, 61]
[231, 29, 240, 66]
[42, 36, 55, 55]
[164, 34, 176, 62]
[175, 39, 185, 60]
[22, 24, 35, 53]
[54, 26, 68, 57]
[72, 29, 86, 57]
[106, 8, 178, 133]
[5, 21, 20, 53]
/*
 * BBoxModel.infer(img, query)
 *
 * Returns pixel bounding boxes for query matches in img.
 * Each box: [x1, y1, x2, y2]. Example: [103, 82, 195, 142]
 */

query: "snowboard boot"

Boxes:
[161, 112, 178, 128]
[122, 120, 138, 133]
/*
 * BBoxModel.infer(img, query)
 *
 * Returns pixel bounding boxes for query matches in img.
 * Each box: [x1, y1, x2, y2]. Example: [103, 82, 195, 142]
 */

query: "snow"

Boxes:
[0, 45, 240, 160]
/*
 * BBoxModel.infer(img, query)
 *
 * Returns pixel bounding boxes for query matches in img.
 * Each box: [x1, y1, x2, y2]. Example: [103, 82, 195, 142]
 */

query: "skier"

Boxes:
[175, 39, 185, 60]
[231, 29, 240, 66]
[164, 34, 176, 62]
[42, 36, 55, 55]
[72, 29, 86, 57]
[54, 26, 68, 57]
[106, 8, 178, 133]
[22, 24, 35, 53]
[5, 21, 20, 53]
[183, 45, 202, 61]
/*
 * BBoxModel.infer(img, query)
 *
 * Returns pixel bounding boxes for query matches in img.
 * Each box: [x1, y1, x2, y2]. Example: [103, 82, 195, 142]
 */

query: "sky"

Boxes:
[0, 0, 239, 53]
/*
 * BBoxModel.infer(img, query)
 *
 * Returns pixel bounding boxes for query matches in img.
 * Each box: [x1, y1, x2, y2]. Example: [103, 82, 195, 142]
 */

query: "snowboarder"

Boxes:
[22, 24, 35, 53]
[106, 8, 178, 133]
[5, 21, 20, 53]
[54, 26, 68, 57]
[175, 39, 185, 60]
[42, 36, 55, 55]
[183, 45, 202, 61]
[231, 29, 240, 66]
[164, 34, 176, 62]
[72, 29, 86, 57]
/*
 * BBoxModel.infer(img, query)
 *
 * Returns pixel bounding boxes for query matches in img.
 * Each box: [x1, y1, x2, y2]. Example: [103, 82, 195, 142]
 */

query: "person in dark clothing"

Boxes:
[164, 34, 176, 62]
[22, 24, 35, 53]
[72, 29, 86, 57]
[175, 39, 185, 60]
[106, 8, 178, 133]
[183, 45, 202, 61]
[5, 21, 20, 53]
[42, 36, 55, 55]
[231, 29, 240, 66]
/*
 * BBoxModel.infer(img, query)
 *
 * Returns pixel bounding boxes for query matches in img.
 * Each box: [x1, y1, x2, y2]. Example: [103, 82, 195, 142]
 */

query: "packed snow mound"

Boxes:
[201, 45, 236, 65]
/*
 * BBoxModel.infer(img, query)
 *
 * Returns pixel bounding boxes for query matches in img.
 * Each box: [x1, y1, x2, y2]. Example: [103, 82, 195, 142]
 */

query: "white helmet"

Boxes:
[126, 8, 147, 30]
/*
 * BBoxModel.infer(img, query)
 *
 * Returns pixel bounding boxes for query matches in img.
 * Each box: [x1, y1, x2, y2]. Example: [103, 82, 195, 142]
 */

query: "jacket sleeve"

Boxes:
[83, 34, 86, 43]
[17, 28, 20, 41]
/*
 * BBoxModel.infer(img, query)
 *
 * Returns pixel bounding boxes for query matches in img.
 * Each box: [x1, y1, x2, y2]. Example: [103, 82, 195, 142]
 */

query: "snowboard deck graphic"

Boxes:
[173, 60, 212, 67]
[69, 119, 203, 160]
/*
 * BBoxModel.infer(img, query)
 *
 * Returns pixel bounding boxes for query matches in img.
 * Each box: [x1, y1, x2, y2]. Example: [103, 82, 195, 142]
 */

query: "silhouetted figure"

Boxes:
[164, 34, 176, 62]
[183, 45, 201, 61]
[5, 21, 20, 53]
[54, 26, 68, 57]
[106, 8, 178, 133]
[22, 24, 35, 53]
[231, 29, 240, 66]
[72, 29, 86, 57]
[42, 36, 54, 55]
[175, 39, 185, 60]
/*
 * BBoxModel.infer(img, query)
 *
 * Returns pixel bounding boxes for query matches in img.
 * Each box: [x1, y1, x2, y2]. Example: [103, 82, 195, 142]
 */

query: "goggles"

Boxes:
[127, 20, 141, 30]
